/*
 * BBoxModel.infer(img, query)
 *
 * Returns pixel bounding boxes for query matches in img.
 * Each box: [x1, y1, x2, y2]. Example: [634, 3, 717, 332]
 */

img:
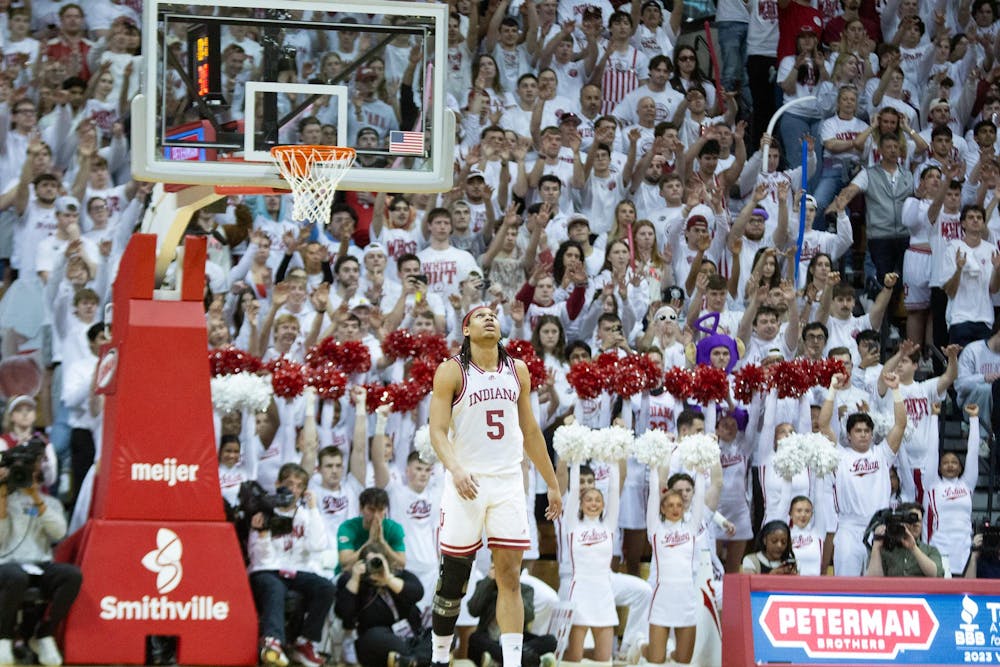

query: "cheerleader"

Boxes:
[563, 461, 621, 666]
[757, 388, 812, 525]
[923, 404, 980, 576]
[644, 462, 722, 666]
[219, 434, 251, 509]
[715, 409, 756, 573]
[622, 348, 681, 576]
[788, 496, 824, 576]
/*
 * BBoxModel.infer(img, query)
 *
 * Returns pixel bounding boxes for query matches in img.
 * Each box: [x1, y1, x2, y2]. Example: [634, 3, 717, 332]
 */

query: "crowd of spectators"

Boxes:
[5, 0, 1000, 665]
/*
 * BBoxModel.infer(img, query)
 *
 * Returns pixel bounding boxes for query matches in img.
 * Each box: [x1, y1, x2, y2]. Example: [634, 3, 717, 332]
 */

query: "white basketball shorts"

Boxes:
[438, 469, 530, 556]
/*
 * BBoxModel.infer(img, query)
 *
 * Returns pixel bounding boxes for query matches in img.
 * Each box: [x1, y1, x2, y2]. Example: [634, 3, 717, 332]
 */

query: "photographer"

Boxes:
[1, 396, 57, 489]
[867, 503, 944, 578]
[334, 543, 428, 667]
[0, 442, 81, 667]
[964, 528, 1000, 579]
[467, 560, 557, 667]
[247, 463, 334, 667]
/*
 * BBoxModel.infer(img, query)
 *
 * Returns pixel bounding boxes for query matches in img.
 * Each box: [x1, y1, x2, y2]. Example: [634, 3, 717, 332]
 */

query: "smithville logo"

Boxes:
[99, 528, 230, 621]
[131, 458, 200, 486]
[758, 594, 938, 659]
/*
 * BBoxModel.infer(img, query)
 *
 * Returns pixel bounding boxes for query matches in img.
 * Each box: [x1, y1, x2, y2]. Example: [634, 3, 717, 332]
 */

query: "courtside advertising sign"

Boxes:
[751, 591, 1000, 664]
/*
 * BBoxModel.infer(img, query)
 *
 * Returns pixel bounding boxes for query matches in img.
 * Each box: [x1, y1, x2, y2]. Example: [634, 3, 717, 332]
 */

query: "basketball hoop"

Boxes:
[269, 145, 357, 223]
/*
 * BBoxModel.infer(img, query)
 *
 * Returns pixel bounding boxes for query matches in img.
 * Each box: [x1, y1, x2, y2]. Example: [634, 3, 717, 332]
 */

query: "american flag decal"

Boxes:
[389, 130, 424, 155]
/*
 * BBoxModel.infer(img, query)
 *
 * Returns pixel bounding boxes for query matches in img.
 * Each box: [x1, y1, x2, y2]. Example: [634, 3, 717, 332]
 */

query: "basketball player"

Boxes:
[428, 306, 562, 667]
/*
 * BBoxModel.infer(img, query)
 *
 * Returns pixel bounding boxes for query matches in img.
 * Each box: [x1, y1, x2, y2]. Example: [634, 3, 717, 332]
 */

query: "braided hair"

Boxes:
[458, 336, 512, 371]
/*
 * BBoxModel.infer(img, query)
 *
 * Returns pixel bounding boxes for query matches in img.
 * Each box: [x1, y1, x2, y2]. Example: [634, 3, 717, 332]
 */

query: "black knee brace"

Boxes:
[431, 554, 474, 635]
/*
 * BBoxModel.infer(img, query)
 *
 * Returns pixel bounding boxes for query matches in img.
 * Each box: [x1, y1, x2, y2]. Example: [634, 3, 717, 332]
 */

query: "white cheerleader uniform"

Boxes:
[791, 526, 824, 576]
[757, 391, 813, 526]
[621, 390, 681, 530]
[924, 417, 979, 574]
[647, 467, 700, 628]
[565, 462, 619, 627]
[716, 435, 754, 541]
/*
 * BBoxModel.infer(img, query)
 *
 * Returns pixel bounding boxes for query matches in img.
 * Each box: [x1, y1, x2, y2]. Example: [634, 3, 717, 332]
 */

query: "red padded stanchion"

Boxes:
[58, 235, 256, 665]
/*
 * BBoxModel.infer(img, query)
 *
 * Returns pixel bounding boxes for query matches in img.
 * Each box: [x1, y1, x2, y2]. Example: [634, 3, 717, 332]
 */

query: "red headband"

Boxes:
[462, 306, 493, 329]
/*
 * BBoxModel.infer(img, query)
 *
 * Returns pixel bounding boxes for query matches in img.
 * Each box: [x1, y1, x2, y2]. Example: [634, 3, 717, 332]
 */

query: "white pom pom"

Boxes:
[553, 423, 594, 463]
[592, 425, 633, 462]
[413, 425, 437, 464]
[798, 433, 840, 477]
[869, 411, 893, 442]
[631, 430, 675, 467]
[772, 436, 808, 480]
[237, 372, 274, 413]
[869, 411, 915, 444]
[677, 433, 720, 473]
[211, 372, 273, 414]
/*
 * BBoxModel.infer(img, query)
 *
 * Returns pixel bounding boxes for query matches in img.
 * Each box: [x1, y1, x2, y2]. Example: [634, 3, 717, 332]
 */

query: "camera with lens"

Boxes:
[975, 523, 1000, 560]
[0, 439, 44, 491]
[880, 510, 920, 550]
[364, 555, 386, 581]
[236, 481, 297, 537]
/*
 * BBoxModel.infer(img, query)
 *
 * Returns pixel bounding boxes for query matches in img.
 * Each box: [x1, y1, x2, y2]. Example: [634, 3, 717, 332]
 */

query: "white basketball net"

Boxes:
[270, 146, 357, 224]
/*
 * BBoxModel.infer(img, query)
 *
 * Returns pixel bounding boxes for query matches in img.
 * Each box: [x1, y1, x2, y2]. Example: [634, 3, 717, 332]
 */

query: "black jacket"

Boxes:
[467, 576, 534, 638]
[335, 569, 424, 636]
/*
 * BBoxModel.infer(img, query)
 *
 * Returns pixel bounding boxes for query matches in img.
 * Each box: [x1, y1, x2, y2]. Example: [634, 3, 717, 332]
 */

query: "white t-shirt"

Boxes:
[416, 245, 479, 298]
[834, 442, 896, 523]
[12, 200, 58, 274]
[613, 84, 685, 127]
[943, 239, 996, 327]
[387, 479, 441, 569]
[747, 0, 780, 57]
[820, 115, 868, 169]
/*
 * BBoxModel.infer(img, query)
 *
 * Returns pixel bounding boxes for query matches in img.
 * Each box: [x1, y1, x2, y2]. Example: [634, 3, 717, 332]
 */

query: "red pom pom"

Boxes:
[304, 363, 348, 401]
[415, 333, 451, 363]
[662, 367, 694, 399]
[505, 340, 537, 361]
[266, 359, 305, 398]
[612, 353, 662, 398]
[567, 361, 604, 400]
[386, 380, 428, 413]
[382, 330, 418, 360]
[209, 347, 262, 377]
[505, 340, 548, 391]
[690, 365, 730, 405]
[814, 357, 847, 388]
[333, 340, 372, 375]
[409, 358, 440, 392]
[594, 352, 621, 375]
[305, 338, 372, 375]
[304, 337, 339, 366]
[767, 360, 813, 399]
[524, 356, 548, 391]
[362, 382, 388, 414]
[732, 363, 766, 404]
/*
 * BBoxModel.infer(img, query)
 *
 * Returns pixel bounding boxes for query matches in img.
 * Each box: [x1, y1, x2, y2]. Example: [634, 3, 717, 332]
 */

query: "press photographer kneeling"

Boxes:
[334, 543, 427, 667]
[866, 503, 944, 577]
[964, 523, 1000, 578]
[0, 439, 82, 666]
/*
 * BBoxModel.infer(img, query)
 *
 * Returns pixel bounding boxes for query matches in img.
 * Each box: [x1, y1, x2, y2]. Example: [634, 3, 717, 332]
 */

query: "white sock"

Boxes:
[431, 633, 453, 663]
[500, 633, 522, 666]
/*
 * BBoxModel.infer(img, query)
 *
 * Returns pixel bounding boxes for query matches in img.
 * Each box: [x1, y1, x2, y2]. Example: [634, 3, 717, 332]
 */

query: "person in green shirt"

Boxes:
[867, 503, 944, 578]
[336, 487, 406, 575]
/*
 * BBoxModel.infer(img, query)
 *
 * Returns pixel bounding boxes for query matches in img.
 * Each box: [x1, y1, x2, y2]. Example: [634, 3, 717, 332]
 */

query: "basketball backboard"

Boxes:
[134, 0, 454, 193]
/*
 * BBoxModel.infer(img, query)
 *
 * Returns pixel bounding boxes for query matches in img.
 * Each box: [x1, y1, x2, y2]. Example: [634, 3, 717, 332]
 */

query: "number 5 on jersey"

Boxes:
[486, 409, 504, 440]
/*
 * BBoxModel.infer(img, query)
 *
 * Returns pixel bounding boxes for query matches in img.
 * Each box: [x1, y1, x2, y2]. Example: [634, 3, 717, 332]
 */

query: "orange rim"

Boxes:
[270, 145, 356, 178]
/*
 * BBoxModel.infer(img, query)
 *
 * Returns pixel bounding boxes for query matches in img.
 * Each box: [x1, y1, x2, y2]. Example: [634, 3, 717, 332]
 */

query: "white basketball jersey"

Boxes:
[450, 355, 523, 476]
